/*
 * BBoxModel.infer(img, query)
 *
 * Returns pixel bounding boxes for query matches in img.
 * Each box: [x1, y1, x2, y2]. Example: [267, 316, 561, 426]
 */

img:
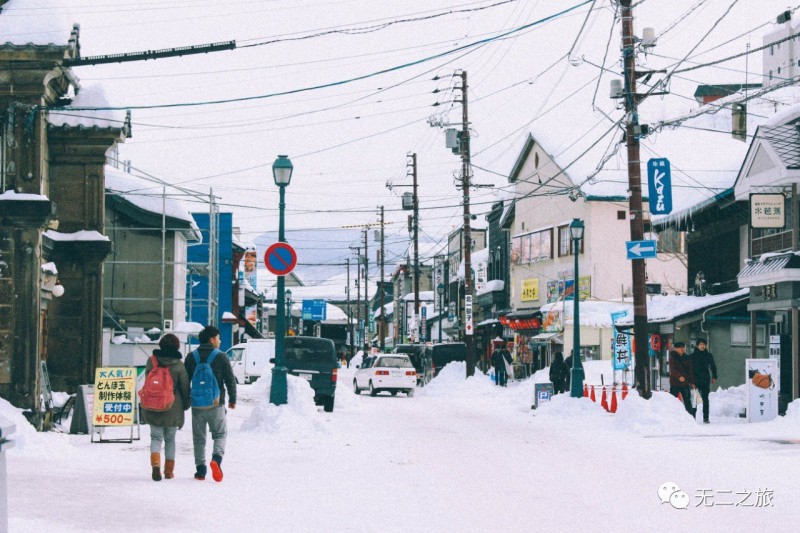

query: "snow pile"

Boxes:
[612, 391, 697, 435]
[535, 393, 607, 421]
[784, 399, 800, 421]
[241, 375, 329, 438]
[0, 396, 76, 458]
[420, 362, 494, 397]
[112, 335, 130, 344]
[709, 385, 747, 418]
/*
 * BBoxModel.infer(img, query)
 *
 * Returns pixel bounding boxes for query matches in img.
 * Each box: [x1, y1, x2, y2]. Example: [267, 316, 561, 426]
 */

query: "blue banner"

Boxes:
[611, 311, 631, 370]
[647, 158, 672, 215]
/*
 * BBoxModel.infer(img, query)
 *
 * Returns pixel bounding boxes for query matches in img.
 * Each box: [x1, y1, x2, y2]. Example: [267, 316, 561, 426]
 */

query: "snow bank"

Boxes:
[784, 399, 800, 421]
[535, 393, 607, 420]
[420, 362, 495, 397]
[709, 384, 747, 418]
[0, 396, 75, 458]
[612, 391, 697, 435]
[241, 375, 329, 438]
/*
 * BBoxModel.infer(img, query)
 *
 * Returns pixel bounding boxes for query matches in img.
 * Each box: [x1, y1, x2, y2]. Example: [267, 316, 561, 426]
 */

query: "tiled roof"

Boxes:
[759, 125, 800, 169]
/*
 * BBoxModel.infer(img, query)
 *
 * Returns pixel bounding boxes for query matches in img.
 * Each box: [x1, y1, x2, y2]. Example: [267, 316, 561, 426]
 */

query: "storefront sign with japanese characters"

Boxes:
[93, 367, 136, 427]
[746, 359, 778, 422]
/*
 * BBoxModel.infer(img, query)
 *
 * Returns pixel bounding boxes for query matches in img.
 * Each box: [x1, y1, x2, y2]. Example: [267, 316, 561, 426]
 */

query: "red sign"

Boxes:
[264, 242, 297, 276]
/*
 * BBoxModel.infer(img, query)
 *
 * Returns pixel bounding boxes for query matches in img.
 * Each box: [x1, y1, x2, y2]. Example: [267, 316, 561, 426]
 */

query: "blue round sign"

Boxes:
[264, 242, 297, 276]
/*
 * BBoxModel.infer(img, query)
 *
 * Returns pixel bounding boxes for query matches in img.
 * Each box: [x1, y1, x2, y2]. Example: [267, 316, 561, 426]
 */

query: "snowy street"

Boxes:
[4, 362, 800, 532]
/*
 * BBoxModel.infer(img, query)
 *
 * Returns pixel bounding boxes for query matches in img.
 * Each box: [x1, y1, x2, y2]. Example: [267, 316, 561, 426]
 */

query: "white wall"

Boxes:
[763, 23, 799, 87]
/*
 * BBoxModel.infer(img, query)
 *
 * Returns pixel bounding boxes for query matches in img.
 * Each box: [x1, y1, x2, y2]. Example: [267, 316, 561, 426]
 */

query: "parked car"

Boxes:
[423, 342, 467, 376]
[394, 344, 433, 386]
[282, 336, 339, 412]
[226, 339, 274, 384]
[354, 354, 416, 397]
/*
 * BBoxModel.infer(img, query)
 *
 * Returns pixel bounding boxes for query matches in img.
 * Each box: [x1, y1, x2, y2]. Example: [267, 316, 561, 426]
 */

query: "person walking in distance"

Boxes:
[140, 334, 190, 481]
[668, 341, 694, 416]
[184, 326, 236, 482]
[690, 338, 718, 424]
[490, 338, 512, 387]
[548, 351, 568, 395]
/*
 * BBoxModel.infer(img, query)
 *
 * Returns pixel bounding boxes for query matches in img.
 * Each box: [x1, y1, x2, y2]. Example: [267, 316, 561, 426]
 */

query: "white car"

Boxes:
[354, 354, 416, 397]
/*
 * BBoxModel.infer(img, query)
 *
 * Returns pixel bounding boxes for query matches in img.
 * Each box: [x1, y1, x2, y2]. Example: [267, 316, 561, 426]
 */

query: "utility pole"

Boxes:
[363, 228, 370, 353]
[353, 247, 362, 354]
[408, 154, 421, 341]
[346, 258, 353, 362]
[456, 70, 476, 377]
[620, 0, 650, 398]
[379, 206, 387, 352]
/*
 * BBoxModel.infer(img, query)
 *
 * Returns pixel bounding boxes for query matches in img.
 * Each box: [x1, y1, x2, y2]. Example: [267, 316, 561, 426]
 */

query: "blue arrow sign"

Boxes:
[626, 240, 657, 260]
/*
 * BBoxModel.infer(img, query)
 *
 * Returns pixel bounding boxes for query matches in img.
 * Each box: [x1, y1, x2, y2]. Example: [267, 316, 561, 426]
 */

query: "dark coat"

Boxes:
[549, 360, 568, 388]
[690, 348, 718, 387]
[668, 350, 694, 388]
[141, 348, 190, 429]
[184, 343, 237, 406]
[491, 349, 511, 369]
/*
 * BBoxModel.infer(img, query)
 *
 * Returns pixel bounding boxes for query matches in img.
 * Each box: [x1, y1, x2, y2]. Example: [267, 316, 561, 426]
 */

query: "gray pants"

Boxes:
[191, 407, 227, 466]
[150, 426, 178, 460]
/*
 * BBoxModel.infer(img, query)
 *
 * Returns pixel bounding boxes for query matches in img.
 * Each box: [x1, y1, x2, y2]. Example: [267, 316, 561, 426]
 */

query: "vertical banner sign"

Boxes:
[647, 158, 672, 215]
[465, 295, 474, 336]
[746, 359, 779, 422]
[93, 367, 136, 427]
[610, 311, 631, 370]
[476, 263, 487, 291]
[421, 306, 427, 342]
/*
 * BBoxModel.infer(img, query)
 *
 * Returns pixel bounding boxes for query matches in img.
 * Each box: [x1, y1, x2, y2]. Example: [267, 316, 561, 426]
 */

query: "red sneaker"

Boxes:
[210, 459, 223, 482]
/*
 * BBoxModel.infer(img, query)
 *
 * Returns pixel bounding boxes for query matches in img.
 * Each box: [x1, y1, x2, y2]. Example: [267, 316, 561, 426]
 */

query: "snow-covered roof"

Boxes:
[41, 262, 57, 275]
[104, 165, 201, 240]
[0, 190, 49, 201]
[477, 279, 504, 296]
[44, 229, 109, 242]
[402, 291, 434, 302]
[456, 247, 489, 278]
[0, 0, 73, 47]
[541, 290, 749, 328]
[47, 85, 127, 132]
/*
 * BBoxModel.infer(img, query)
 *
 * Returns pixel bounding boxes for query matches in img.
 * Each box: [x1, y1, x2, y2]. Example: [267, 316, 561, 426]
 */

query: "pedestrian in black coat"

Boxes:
[549, 351, 568, 394]
[564, 353, 573, 392]
[690, 339, 718, 424]
[490, 338, 512, 386]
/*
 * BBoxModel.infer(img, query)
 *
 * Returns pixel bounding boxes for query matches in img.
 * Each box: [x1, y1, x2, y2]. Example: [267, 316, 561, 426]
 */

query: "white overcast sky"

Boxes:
[4, 0, 797, 248]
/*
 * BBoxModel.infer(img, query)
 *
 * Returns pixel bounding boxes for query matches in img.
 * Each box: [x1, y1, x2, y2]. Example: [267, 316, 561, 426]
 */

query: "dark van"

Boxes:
[394, 344, 433, 386]
[283, 336, 339, 412]
[423, 342, 467, 376]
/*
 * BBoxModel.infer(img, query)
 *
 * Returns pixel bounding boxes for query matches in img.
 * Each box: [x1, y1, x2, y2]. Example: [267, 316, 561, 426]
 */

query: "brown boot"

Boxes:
[150, 452, 162, 481]
[164, 460, 175, 480]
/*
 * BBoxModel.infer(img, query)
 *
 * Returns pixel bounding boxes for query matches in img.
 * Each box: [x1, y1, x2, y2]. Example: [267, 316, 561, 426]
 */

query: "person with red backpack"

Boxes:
[140, 333, 190, 481]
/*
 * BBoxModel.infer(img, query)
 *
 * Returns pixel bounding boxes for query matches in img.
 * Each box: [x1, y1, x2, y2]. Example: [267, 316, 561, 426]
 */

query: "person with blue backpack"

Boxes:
[184, 326, 237, 482]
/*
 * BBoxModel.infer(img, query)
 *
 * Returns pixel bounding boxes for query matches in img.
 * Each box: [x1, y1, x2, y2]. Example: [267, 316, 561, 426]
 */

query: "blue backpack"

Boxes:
[190, 349, 221, 409]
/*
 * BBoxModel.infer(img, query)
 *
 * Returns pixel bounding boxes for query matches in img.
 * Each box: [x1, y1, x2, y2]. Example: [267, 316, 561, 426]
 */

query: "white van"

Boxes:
[227, 339, 275, 384]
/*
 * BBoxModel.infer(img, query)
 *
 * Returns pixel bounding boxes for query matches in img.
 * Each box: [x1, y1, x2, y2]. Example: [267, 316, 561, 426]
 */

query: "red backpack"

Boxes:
[139, 356, 175, 412]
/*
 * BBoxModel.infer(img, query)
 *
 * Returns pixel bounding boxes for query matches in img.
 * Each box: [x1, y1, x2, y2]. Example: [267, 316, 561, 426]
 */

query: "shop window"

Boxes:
[558, 226, 571, 257]
[656, 227, 683, 253]
[731, 323, 766, 347]
[530, 228, 553, 262]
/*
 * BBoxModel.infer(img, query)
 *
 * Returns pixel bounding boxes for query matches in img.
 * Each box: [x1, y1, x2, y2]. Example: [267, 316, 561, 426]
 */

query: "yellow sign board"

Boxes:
[521, 278, 539, 302]
[93, 367, 136, 427]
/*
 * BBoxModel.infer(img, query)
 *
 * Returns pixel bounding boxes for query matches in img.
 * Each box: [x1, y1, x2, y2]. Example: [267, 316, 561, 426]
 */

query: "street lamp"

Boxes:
[270, 154, 293, 406]
[569, 218, 585, 398]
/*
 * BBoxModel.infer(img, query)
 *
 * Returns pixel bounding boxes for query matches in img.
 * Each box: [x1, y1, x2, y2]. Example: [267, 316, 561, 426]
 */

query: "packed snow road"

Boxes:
[4, 361, 800, 532]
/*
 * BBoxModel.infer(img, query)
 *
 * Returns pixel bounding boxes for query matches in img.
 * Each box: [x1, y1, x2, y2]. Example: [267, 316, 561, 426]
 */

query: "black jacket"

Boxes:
[549, 360, 568, 387]
[184, 343, 237, 406]
[491, 349, 512, 368]
[690, 348, 718, 387]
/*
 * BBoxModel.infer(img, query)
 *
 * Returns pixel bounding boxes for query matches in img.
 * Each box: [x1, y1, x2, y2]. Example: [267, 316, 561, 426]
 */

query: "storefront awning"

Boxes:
[531, 332, 562, 342]
[738, 253, 800, 288]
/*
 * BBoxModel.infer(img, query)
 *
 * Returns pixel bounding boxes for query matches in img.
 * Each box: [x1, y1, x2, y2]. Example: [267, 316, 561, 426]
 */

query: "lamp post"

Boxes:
[569, 218, 585, 397]
[270, 154, 293, 406]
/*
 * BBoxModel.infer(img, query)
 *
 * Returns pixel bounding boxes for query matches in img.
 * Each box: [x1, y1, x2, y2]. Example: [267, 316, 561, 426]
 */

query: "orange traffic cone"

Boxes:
[590, 385, 596, 403]
[583, 383, 588, 398]
[601, 387, 609, 412]
[610, 388, 618, 413]
[621, 382, 629, 400]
